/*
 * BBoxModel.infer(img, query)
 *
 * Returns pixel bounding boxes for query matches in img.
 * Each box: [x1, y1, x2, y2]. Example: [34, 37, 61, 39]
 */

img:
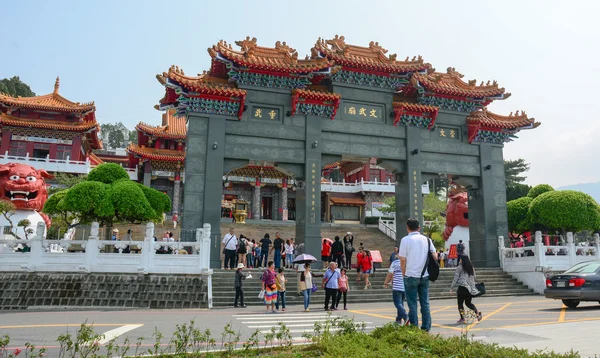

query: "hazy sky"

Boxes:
[1, 0, 597, 188]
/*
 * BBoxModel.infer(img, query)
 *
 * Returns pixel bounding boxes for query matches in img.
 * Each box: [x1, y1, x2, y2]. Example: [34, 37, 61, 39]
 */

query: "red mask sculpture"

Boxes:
[442, 192, 469, 241]
[0, 163, 53, 226]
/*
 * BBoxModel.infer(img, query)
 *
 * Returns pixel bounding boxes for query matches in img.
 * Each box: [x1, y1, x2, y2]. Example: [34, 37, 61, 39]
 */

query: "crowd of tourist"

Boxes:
[224, 219, 485, 330]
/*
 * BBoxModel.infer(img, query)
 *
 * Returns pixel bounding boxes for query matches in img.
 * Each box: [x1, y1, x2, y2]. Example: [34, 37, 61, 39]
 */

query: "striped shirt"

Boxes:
[388, 259, 405, 291]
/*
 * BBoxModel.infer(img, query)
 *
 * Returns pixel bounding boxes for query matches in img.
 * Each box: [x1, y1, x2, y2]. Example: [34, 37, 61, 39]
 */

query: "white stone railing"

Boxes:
[500, 231, 600, 294]
[0, 153, 137, 180]
[378, 219, 396, 241]
[321, 178, 396, 193]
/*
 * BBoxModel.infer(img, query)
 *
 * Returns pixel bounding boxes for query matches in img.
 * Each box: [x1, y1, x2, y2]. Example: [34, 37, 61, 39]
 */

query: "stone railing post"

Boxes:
[25, 222, 46, 272]
[81, 222, 100, 273]
[594, 233, 600, 260]
[498, 236, 505, 268]
[566, 232, 576, 266]
[534, 231, 546, 268]
[197, 223, 211, 271]
[140, 222, 155, 274]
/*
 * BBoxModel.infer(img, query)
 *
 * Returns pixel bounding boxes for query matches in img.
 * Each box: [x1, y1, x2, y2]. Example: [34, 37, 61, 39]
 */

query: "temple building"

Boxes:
[127, 109, 186, 214]
[0, 78, 111, 177]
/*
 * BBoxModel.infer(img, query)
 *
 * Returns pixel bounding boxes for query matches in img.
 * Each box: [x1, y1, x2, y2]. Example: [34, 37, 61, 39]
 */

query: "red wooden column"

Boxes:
[0, 130, 11, 154]
[70, 136, 82, 161]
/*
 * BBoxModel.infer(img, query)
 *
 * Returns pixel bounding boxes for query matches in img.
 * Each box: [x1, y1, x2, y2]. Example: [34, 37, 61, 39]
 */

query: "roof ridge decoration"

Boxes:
[466, 107, 540, 144]
[156, 65, 247, 119]
[411, 67, 511, 112]
[312, 35, 431, 75]
[392, 101, 439, 129]
[0, 77, 96, 114]
[136, 109, 187, 140]
[290, 88, 341, 119]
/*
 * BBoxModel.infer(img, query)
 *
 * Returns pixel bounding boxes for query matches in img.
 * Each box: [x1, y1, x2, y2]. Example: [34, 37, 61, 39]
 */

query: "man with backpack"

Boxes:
[399, 218, 438, 332]
[457, 240, 465, 261]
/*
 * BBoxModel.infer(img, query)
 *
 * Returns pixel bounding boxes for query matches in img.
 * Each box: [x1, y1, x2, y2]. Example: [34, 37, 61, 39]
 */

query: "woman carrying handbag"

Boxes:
[449, 255, 483, 324]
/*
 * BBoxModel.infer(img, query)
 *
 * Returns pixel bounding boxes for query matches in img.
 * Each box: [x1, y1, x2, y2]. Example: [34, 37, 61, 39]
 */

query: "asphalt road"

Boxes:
[1, 295, 599, 357]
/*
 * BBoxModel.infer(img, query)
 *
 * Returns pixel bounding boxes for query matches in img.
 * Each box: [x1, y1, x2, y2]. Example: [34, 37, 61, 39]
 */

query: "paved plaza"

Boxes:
[1, 295, 599, 357]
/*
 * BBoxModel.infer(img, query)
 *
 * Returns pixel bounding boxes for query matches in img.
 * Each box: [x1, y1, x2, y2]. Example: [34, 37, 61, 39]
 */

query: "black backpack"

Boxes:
[421, 238, 440, 282]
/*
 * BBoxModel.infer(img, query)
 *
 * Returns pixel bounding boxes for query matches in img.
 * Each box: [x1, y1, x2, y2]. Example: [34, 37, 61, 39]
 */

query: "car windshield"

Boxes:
[564, 262, 600, 274]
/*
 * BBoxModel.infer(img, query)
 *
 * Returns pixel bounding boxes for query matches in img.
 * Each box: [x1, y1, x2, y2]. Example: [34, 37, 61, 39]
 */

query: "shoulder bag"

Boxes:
[222, 235, 235, 255]
[421, 238, 440, 282]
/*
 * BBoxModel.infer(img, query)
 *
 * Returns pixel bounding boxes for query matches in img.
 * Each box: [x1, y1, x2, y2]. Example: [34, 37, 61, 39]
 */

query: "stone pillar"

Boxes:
[143, 161, 152, 187]
[468, 143, 508, 268]
[281, 179, 288, 221]
[395, 126, 423, 246]
[172, 178, 181, 214]
[252, 178, 261, 220]
[295, 115, 322, 261]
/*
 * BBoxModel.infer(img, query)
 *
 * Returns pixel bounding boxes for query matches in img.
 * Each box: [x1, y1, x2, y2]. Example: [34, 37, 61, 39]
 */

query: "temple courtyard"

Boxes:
[0, 295, 597, 356]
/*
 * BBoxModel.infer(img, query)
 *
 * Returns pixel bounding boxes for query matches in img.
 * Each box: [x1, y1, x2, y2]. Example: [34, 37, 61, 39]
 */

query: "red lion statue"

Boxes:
[442, 191, 469, 241]
[0, 163, 53, 227]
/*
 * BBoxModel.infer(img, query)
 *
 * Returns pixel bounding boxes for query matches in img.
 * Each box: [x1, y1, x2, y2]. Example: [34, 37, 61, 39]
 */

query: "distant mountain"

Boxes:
[557, 182, 600, 203]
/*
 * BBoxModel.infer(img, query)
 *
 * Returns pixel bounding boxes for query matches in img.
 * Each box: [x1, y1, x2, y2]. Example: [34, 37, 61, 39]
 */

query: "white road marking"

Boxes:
[241, 319, 346, 324]
[257, 326, 376, 334]
[248, 322, 373, 328]
[237, 315, 332, 321]
[98, 324, 144, 345]
[233, 313, 337, 318]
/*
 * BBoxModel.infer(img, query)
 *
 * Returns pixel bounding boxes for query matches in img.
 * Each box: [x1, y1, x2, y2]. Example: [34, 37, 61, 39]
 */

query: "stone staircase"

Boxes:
[211, 267, 536, 307]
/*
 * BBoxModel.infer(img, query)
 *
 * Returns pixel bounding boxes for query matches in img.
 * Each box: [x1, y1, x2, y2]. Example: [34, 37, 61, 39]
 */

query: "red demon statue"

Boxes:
[442, 191, 469, 241]
[0, 163, 53, 227]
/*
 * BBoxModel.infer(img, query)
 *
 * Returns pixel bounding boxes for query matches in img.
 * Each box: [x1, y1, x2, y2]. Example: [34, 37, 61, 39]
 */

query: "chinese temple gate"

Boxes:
[157, 35, 540, 268]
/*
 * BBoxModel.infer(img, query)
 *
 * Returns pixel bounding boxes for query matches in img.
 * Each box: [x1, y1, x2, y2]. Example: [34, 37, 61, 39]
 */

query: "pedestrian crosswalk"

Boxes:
[233, 312, 376, 337]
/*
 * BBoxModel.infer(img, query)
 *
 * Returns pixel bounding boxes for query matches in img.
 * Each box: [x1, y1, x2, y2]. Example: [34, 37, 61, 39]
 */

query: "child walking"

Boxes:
[275, 267, 288, 311]
[234, 263, 251, 308]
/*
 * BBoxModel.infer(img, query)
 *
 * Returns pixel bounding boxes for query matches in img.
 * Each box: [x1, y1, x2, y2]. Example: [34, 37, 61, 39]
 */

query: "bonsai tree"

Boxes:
[0, 200, 33, 240]
[528, 190, 600, 235]
[43, 163, 171, 238]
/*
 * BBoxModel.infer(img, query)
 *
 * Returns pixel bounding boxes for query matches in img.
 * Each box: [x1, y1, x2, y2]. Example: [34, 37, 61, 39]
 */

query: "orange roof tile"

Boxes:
[0, 113, 100, 132]
[88, 152, 104, 165]
[228, 165, 291, 179]
[411, 68, 509, 99]
[136, 110, 187, 140]
[392, 101, 438, 113]
[312, 35, 431, 74]
[126, 144, 185, 162]
[330, 197, 366, 206]
[292, 88, 341, 102]
[0, 77, 95, 114]
[209, 37, 333, 73]
[467, 108, 540, 130]
[157, 66, 247, 97]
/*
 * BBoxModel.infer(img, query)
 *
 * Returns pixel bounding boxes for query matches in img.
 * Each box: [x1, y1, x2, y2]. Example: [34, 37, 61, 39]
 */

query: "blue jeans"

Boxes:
[392, 290, 408, 323]
[302, 289, 311, 309]
[275, 290, 286, 309]
[260, 251, 268, 267]
[287, 253, 295, 266]
[404, 277, 431, 331]
[274, 250, 282, 268]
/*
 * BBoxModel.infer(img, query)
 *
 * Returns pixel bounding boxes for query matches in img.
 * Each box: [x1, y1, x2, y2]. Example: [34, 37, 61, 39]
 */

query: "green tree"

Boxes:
[0, 76, 35, 97]
[423, 193, 446, 221]
[507, 196, 533, 236]
[528, 184, 554, 199]
[128, 130, 138, 144]
[381, 195, 396, 214]
[504, 159, 532, 201]
[43, 164, 171, 238]
[108, 129, 125, 149]
[528, 190, 600, 234]
[506, 183, 532, 202]
[48, 173, 87, 195]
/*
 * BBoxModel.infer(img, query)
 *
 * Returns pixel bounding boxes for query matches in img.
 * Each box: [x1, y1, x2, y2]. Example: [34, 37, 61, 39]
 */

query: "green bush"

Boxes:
[529, 190, 600, 233]
[87, 163, 130, 184]
[528, 184, 554, 199]
[507, 196, 533, 233]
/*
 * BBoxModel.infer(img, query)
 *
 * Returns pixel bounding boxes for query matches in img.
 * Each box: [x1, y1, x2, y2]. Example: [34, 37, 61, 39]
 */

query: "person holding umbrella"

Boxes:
[293, 253, 318, 296]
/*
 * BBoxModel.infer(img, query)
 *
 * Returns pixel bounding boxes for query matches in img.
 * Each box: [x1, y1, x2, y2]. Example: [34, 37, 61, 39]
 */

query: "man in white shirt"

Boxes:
[222, 228, 238, 270]
[399, 218, 437, 332]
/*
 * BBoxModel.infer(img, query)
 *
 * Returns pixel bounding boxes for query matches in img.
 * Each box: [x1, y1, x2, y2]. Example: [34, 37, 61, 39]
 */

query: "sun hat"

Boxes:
[237, 263, 245, 269]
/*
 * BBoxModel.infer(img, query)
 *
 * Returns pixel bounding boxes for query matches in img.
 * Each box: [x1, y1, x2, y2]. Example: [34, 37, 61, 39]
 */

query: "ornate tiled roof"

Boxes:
[0, 113, 99, 131]
[411, 68, 510, 99]
[209, 37, 333, 73]
[88, 152, 104, 165]
[292, 89, 341, 102]
[392, 101, 438, 113]
[392, 101, 439, 129]
[467, 108, 540, 130]
[330, 197, 366, 206]
[312, 35, 431, 74]
[136, 110, 186, 140]
[157, 66, 247, 98]
[227, 165, 291, 179]
[290, 88, 342, 119]
[0, 77, 95, 114]
[126, 144, 185, 162]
